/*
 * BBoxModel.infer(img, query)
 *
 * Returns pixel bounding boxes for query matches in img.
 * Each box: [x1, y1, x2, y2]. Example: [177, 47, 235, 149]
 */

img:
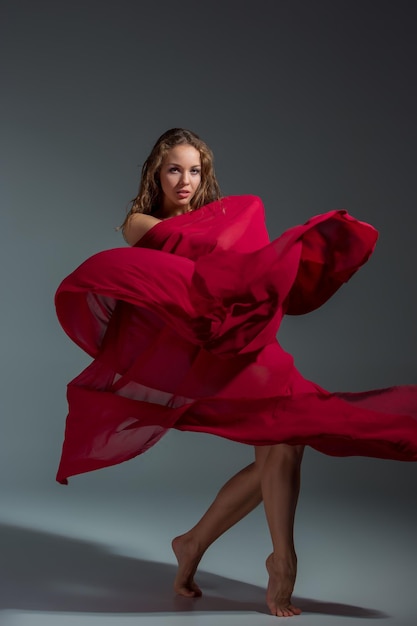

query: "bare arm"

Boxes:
[123, 213, 161, 246]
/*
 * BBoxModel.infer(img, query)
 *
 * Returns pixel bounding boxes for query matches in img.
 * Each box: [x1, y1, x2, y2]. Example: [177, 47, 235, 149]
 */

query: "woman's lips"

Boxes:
[177, 190, 190, 198]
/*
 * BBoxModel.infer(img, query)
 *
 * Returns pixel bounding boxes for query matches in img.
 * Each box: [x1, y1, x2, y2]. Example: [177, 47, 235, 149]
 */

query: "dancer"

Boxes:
[55, 128, 417, 618]
[121, 129, 303, 616]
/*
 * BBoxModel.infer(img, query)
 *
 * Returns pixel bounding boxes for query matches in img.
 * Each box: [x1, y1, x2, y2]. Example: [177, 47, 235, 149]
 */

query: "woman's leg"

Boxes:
[256, 443, 304, 617]
[173, 442, 304, 616]
[172, 460, 263, 596]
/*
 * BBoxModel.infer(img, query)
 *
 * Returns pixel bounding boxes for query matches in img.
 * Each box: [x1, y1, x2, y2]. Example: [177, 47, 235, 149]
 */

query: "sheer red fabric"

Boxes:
[55, 196, 417, 484]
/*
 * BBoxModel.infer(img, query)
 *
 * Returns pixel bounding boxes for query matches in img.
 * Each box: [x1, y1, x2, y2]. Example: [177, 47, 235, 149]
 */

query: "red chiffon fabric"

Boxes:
[55, 196, 417, 484]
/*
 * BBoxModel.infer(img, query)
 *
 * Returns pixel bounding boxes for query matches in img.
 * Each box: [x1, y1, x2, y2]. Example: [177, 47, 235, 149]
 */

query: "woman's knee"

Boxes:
[255, 443, 304, 471]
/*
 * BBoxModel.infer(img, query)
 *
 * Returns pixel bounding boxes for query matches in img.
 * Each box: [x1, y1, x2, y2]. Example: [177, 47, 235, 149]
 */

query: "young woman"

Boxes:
[121, 129, 303, 616]
[55, 128, 417, 618]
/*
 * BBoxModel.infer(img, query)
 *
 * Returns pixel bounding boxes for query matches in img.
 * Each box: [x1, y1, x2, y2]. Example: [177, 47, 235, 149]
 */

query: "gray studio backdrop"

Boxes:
[1, 0, 416, 502]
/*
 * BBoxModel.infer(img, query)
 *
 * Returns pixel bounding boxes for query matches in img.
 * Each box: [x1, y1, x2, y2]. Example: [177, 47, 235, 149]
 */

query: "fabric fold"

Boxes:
[55, 195, 416, 484]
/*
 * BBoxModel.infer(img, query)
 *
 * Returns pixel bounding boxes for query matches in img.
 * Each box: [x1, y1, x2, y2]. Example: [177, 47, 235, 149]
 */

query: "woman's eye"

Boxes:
[169, 167, 179, 173]
[191, 169, 201, 175]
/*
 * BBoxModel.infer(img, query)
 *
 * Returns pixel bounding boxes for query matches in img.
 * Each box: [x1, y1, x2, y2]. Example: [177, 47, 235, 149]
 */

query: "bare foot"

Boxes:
[265, 552, 302, 617]
[172, 534, 203, 597]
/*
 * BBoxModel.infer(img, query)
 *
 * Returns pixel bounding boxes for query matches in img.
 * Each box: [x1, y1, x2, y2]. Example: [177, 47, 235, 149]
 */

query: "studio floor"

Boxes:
[0, 482, 415, 626]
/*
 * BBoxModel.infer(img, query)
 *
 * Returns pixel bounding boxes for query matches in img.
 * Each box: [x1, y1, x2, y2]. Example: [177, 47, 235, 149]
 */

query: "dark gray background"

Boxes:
[1, 0, 416, 501]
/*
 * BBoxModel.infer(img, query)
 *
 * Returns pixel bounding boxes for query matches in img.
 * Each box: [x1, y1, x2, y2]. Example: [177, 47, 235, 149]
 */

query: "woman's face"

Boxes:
[159, 144, 201, 216]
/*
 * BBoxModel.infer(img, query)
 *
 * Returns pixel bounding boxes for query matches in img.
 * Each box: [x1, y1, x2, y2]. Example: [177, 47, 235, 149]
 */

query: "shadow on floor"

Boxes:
[0, 523, 387, 618]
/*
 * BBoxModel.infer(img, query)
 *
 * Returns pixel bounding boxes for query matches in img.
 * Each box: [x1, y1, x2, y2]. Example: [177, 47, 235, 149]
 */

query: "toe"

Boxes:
[179, 587, 197, 598]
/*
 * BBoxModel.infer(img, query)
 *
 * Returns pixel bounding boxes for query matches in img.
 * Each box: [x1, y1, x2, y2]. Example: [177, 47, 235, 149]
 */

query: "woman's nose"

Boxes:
[180, 171, 190, 185]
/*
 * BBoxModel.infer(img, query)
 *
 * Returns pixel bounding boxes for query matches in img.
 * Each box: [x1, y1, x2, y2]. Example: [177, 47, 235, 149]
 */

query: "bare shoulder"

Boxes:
[123, 213, 161, 246]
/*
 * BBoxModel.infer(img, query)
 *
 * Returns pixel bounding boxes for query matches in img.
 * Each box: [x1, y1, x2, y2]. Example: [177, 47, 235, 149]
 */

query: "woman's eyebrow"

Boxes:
[166, 162, 201, 168]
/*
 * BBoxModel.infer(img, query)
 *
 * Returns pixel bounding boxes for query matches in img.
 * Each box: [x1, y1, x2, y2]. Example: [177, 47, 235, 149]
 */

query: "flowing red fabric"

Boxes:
[55, 196, 417, 484]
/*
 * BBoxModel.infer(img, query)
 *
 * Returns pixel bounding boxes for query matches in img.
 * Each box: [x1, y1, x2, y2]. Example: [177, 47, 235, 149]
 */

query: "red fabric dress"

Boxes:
[55, 196, 417, 484]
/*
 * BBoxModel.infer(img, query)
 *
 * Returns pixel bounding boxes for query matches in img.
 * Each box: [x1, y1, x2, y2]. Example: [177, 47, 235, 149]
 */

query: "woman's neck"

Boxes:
[154, 206, 193, 219]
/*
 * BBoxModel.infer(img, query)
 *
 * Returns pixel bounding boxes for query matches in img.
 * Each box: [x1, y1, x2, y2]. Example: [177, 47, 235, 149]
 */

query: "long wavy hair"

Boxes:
[122, 128, 221, 228]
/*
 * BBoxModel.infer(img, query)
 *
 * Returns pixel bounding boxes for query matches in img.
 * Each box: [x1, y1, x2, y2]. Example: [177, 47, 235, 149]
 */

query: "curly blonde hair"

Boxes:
[122, 128, 221, 228]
